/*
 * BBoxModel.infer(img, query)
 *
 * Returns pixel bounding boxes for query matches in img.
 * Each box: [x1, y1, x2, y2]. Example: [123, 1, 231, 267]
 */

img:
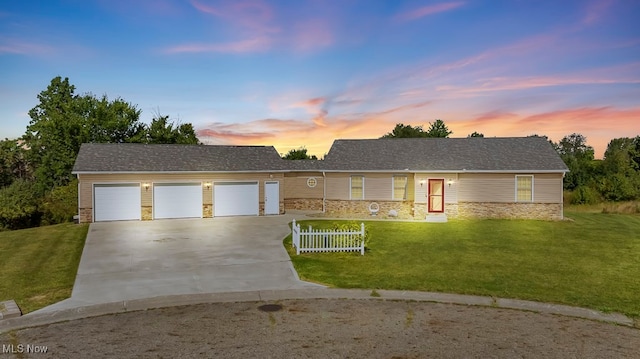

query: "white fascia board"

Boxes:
[72, 170, 289, 175]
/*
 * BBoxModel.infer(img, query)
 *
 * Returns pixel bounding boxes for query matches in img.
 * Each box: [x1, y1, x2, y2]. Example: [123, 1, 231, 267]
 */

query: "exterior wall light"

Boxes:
[204, 182, 211, 190]
[447, 179, 454, 187]
[143, 183, 150, 191]
[419, 179, 426, 187]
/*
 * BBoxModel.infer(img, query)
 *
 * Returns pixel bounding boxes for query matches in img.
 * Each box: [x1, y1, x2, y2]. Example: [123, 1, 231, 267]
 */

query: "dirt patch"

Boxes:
[2, 299, 638, 358]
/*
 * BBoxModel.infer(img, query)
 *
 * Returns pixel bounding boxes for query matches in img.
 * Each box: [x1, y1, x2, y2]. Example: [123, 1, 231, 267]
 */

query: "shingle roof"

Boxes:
[322, 137, 568, 172]
[73, 137, 569, 173]
[72, 143, 287, 172]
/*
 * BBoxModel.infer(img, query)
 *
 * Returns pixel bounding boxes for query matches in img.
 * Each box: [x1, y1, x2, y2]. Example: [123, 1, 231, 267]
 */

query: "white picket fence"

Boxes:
[291, 219, 365, 255]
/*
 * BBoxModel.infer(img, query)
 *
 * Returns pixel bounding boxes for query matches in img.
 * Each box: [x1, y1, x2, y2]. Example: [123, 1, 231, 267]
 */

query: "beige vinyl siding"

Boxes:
[533, 173, 563, 203]
[78, 172, 283, 208]
[363, 174, 392, 200]
[414, 173, 458, 204]
[326, 173, 401, 201]
[284, 173, 324, 199]
[325, 173, 350, 200]
[458, 173, 562, 203]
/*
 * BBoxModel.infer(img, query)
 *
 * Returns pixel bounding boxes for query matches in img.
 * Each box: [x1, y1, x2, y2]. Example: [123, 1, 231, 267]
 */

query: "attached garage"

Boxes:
[94, 183, 141, 222]
[214, 182, 259, 217]
[153, 183, 202, 219]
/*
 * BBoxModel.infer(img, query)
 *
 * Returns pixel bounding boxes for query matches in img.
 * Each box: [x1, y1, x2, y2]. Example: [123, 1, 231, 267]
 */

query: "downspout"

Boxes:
[77, 174, 81, 223]
[322, 171, 326, 213]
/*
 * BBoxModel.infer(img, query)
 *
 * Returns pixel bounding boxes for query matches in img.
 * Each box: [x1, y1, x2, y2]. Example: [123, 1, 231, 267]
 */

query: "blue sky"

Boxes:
[1, 0, 639, 157]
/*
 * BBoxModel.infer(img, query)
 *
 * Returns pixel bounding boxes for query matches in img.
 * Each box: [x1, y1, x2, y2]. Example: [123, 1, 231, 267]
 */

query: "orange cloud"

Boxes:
[395, 2, 465, 22]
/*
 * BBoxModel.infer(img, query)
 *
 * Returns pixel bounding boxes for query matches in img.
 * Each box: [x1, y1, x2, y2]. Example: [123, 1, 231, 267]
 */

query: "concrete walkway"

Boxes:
[0, 288, 634, 333]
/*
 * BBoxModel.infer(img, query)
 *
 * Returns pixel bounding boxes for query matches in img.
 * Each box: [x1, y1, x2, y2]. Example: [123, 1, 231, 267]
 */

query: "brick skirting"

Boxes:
[284, 198, 323, 211]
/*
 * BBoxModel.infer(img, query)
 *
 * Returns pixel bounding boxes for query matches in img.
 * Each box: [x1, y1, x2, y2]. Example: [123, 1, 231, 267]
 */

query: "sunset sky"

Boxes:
[1, 0, 638, 158]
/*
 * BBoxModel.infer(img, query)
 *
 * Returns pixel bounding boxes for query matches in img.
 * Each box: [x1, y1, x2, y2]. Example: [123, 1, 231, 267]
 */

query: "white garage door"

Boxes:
[94, 184, 141, 222]
[214, 182, 259, 217]
[154, 183, 202, 219]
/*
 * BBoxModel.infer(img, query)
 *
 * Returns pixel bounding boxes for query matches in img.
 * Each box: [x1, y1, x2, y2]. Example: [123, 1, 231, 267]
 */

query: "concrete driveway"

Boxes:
[38, 214, 322, 312]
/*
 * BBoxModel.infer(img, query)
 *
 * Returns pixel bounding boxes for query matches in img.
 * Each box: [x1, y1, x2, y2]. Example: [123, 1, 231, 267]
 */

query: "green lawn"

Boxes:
[286, 212, 640, 317]
[0, 223, 88, 313]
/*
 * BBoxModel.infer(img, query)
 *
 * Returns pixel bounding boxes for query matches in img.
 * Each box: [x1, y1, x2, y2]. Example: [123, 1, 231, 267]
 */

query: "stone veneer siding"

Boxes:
[457, 202, 563, 220]
[322, 200, 562, 220]
[142, 206, 152, 221]
[285, 198, 323, 211]
[203, 204, 212, 218]
[325, 200, 414, 219]
[79, 208, 92, 223]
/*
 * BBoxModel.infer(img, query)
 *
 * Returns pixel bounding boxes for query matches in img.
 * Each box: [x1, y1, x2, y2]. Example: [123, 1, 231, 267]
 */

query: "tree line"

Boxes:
[0, 77, 200, 230]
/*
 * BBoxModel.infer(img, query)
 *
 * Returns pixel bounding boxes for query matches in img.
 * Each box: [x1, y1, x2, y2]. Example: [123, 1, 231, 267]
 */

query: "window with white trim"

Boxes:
[393, 176, 407, 200]
[516, 175, 533, 202]
[350, 176, 364, 200]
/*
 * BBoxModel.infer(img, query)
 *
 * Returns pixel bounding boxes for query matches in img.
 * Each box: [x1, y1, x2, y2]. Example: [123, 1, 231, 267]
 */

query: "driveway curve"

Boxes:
[38, 214, 322, 312]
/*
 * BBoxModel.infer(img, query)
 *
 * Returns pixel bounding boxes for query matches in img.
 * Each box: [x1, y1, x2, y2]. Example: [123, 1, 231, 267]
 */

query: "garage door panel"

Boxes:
[154, 183, 202, 219]
[94, 184, 141, 222]
[214, 182, 259, 217]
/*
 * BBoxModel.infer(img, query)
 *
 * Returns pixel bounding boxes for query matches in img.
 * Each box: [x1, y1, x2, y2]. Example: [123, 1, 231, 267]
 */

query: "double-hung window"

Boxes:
[393, 176, 407, 200]
[516, 175, 533, 202]
[350, 176, 364, 200]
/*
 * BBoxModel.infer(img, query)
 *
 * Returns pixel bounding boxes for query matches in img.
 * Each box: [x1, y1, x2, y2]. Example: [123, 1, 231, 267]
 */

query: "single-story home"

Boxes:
[72, 137, 568, 223]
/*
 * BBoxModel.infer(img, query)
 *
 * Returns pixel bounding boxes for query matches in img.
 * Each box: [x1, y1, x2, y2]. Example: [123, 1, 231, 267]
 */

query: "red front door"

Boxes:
[428, 179, 444, 213]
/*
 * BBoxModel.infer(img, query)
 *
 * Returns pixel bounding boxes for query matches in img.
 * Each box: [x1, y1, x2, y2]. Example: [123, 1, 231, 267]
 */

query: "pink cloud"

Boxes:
[395, 2, 465, 22]
[164, 36, 271, 54]
[0, 38, 54, 56]
[190, 0, 278, 34]
[582, 0, 615, 25]
[291, 19, 334, 53]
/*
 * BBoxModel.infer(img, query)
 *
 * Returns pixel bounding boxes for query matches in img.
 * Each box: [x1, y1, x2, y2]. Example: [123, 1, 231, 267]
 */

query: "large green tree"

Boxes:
[425, 119, 452, 138]
[0, 139, 31, 188]
[381, 120, 452, 138]
[381, 123, 427, 138]
[282, 147, 318, 160]
[23, 76, 200, 191]
[555, 133, 595, 191]
[145, 115, 199, 144]
[597, 136, 640, 201]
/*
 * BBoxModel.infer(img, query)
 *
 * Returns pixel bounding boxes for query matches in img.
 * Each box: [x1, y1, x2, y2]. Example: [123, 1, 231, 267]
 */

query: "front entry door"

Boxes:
[264, 181, 280, 215]
[428, 179, 444, 213]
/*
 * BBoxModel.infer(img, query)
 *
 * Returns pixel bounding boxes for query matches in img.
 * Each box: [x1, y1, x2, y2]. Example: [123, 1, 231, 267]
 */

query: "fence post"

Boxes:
[360, 223, 365, 255]
[291, 219, 296, 249]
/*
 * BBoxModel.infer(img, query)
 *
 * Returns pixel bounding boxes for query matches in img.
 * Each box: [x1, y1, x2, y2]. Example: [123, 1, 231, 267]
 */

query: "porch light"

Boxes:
[203, 182, 211, 190]
[419, 179, 426, 187]
[143, 183, 150, 191]
[447, 179, 454, 187]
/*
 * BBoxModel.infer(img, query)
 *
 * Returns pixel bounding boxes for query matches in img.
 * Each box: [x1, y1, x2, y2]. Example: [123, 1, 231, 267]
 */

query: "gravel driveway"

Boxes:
[3, 299, 638, 358]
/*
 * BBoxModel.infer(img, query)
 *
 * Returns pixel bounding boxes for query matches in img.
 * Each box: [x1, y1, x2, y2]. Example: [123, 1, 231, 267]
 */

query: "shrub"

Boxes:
[570, 185, 601, 205]
[0, 179, 42, 230]
[41, 179, 78, 225]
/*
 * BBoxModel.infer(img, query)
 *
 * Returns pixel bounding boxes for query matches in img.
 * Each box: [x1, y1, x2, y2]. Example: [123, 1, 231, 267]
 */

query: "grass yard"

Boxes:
[285, 212, 640, 318]
[0, 223, 88, 313]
